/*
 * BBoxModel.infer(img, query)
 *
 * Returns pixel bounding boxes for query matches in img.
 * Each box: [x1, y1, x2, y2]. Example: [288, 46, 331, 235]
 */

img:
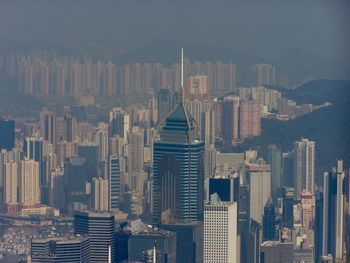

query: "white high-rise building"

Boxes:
[294, 139, 315, 197]
[95, 128, 109, 161]
[92, 177, 109, 211]
[19, 159, 40, 206]
[204, 197, 237, 263]
[4, 162, 18, 205]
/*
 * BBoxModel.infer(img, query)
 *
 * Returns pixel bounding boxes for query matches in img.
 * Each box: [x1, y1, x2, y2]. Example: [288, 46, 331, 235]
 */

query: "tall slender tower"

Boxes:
[152, 49, 205, 224]
[322, 160, 345, 261]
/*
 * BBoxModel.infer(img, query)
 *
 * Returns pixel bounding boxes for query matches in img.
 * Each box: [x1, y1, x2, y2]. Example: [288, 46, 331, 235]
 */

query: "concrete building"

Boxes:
[294, 139, 315, 197]
[19, 159, 40, 206]
[92, 177, 109, 211]
[204, 199, 237, 263]
[260, 241, 294, 263]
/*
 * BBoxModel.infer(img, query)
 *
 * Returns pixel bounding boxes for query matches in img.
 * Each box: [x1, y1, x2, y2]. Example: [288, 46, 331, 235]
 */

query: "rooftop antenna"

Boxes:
[181, 47, 184, 88]
[179, 47, 184, 104]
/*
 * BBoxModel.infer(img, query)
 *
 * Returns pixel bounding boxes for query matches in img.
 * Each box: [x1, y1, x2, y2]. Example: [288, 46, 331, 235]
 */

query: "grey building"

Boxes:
[260, 241, 294, 263]
[128, 228, 176, 263]
[31, 236, 90, 263]
[74, 210, 116, 263]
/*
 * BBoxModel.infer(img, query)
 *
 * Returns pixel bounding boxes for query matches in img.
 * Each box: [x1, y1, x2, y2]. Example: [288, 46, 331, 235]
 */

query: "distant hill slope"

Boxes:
[235, 79, 350, 184]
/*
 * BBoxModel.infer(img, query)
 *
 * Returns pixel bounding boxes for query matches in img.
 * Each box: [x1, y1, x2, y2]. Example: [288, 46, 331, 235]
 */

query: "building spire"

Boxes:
[179, 48, 184, 104]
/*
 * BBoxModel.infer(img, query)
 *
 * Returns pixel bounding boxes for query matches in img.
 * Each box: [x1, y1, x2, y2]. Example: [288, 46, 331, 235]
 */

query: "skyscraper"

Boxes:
[294, 139, 315, 197]
[314, 190, 324, 263]
[262, 198, 276, 242]
[322, 161, 345, 261]
[282, 187, 295, 229]
[109, 154, 120, 211]
[208, 175, 240, 202]
[252, 64, 276, 87]
[74, 210, 116, 263]
[204, 199, 237, 263]
[152, 96, 205, 223]
[239, 100, 261, 140]
[246, 162, 271, 223]
[260, 241, 294, 263]
[268, 145, 282, 200]
[0, 117, 15, 151]
[19, 159, 40, 206]
[222, 96, 240, 148]
[40, 108, 56, 145]
[4, 162, 18, 209]
[92, 177, 109, 211]
[109, 107, 130, 142]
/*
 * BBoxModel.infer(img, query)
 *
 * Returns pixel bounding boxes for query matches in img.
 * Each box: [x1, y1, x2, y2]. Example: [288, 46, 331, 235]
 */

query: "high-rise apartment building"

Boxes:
[4, 162, 18, 206]
[204, 200, 237, 263]
[294, 139, 315, 197]
[92, 177, 109, 211]
[252, 64, 276, 87]
[74, 210, 116, 263]
[19, 159, 40, 206]
[185, 75, 209, 101]
[239, 100, 261, 140]
[222, 96, 240, 148]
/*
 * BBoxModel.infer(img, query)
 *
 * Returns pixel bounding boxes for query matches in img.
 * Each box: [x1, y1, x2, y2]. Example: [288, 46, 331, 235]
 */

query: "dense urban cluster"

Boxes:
[0, 50, 348, 263]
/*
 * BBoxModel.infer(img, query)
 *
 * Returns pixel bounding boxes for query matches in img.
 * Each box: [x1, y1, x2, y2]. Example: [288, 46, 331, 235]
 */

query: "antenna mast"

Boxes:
[181, 47, 184, 87]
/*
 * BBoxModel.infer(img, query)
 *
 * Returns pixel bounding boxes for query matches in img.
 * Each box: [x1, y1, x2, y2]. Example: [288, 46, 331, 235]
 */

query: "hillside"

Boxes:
[235, 80, 350, 184]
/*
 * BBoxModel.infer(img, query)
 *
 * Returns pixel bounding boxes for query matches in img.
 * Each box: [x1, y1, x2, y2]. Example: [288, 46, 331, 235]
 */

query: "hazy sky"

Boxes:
[0, 0, 349, 62]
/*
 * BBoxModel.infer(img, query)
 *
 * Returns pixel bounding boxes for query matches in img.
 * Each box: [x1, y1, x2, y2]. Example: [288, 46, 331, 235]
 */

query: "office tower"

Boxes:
[115, 230, 129, 263]
[65, 114, 78, 142]
[247, 220, 262, 263]
[161, 221, 203, 263]
[260, 241, 294, 263]
[294, 139, 315, 197]
[40, 108, 56, 145]
[268, 145, 283, 200]
[185, 75, 209, 101]
[23, 137, 46, 196]
[283, 151, 294, 187]
[252, 63, 276, 87]
[31, 236, 90, 263]
[109, 155, 120, 211]
[48, 167, 64, 211]
[128, 227, 177, 263]
[282, 187, 295, 229]
[19, 159, 40, 206]
[92, 177, 109, 211]
[212, 99, 223, 138]
[300, 190, 315, 230]
[95, 129, 109, 161]
[246, 162, 271, 223]
[204, 200, 238, 263]
[322, 161, 345, 261]
[0, 117, 15, 151]
[128, 128, 144, 174]
[64, 157, 89, 210]
[4, 162, 18, 209]
[209, 175, 239, 202]
[222, 96, 240, 148]
[109, 107, 130, 142]
[152, 96, 205, 223]
[314, 191, 324, 263]
[262, 198, 276, 241]
[239, 100, 261, 140]
[200, 110, 215, 150]
[74, 210, 115, 263]
[77, 143, 99, 182]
